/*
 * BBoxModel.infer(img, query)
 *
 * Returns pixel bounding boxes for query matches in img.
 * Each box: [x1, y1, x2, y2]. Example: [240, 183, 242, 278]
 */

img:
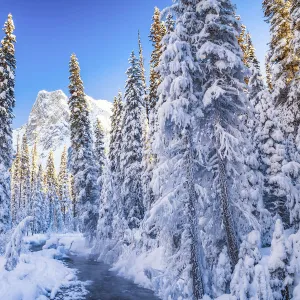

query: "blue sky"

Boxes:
[0, 0, 269, 128]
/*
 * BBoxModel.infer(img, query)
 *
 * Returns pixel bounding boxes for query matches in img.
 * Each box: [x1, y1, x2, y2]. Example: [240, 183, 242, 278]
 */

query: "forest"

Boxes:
[0, 0, 300, 299]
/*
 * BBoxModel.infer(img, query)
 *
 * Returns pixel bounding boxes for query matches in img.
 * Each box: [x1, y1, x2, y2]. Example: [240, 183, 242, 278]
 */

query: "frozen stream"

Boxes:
[30, 243, 160, 300]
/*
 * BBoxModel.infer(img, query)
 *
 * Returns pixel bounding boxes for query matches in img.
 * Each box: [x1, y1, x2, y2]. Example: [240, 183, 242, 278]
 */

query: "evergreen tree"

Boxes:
[145, 1, 206, 297]
[68, 54, 99, 243]
[165, 13, 175, 34]
[32, 165, 45, 233]
[149, 7, 166, 113]
[11, 136, 20, 224]
[19, 134, 30, 219]
[138, 31, 147, 102]
[268, 219, 291, 299]
[0, 14, 16, 234]
[255, 90, 289, 225]
[29, 139, 38, 217]
[287, 0, 300, 129]
[94, 119, 105, 178]
[45, 151, 63, 232]
[58, 146, 72, 230]
[69, 174, 77, 230]
[109, 92, 123, 175]
[196, 0, 252, 267]
[245, 35, 273, 245]
[212, 247, 232, 297]
[230, 231, 264, 299]
[120, 51, 144, 229]
[263, 0, 298, 106]
[45, 151, 57, 231]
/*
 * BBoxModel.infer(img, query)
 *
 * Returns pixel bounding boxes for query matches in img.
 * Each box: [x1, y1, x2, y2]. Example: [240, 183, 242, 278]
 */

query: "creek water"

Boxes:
[30, 242, 160, 300]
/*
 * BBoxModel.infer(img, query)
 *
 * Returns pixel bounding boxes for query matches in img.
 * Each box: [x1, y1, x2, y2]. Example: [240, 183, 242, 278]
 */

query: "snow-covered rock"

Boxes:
[13, 90, 112, 167]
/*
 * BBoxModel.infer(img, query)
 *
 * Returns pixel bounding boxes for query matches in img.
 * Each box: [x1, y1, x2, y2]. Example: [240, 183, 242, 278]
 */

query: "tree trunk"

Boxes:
[217, 151, 239, 267]
[185, 130, 205, 299]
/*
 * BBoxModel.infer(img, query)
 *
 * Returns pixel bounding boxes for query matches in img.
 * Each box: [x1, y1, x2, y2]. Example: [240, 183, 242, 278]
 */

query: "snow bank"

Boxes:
[0, 233, 88, 299]
[43, 233, 90, 256]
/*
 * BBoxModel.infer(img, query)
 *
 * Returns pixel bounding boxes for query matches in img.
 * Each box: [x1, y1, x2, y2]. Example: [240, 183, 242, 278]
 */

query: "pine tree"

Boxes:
[230, 231, 264, 299]
[245, 35, 273, 245]
[58, 146, 72, 230]
[138, 31, 147, 95]
[68, 54, 99, 243]
[45, 151, 58, 231]
[265, 58, 273, 91]
[165, 13, 175, 34]
[11, 136, 21, 224]
[196, 0, 253, 267]
[255, 90, 289, 225]
[19, 134, 30, 219]
[28, 139, 38, 217]
[287, 0, 300, 128]
[32, 165, 45, 233]
[146, 1, 206, 297]
[268, 219, 290, 299]
[149, 7, 166, 113]
[263, 0, 298, 105]
[69, 174, 77, 230]
[94, 119, 105, 178]
[212, 247, 232, 297]
[237, 24, 250, 68]
[0, 14, 16, 234]
[109, 92, 123, 175]
[120, 51, 144, 229]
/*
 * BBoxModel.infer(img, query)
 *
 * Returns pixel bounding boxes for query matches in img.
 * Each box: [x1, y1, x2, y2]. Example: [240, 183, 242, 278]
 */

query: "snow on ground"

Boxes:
[0, 233, 89, 300]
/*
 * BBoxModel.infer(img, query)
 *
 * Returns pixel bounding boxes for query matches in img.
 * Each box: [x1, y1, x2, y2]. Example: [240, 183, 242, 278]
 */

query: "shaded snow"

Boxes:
[0, 233, 89, 300]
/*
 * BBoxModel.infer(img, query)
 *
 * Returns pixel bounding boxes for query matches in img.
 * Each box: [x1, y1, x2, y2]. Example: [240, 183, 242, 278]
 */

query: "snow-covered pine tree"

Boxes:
[28, 139, 38, 217]
[32, 165, 45, 233]
[149, 7, 166, 115]
[5, 216, 33, 271]
[253, 91, 289, 226]
[0, 14, 16, 234]
[268, 219, 291, 299]
[94, 119, 105, 179]
[243, 34, 273, 246]
[212, 246, 232, 297]
[230, 231, 272, 299]
[11, 136, 21, 225]
[68, 54, 99, 243]
[138, 31, 147, 110]
[165, 13, 175, 34]
[145, 1, 206, 297]
[58, 146, 72, 230]
[263, 0, 298, 106]
[265, 58, 273, 92]
[291, 0, 300, 59]
[288, 0, 300, 128]
[19, 134, 30, 220]
[109, 92, 123, 176]
[120, 51, 144, 230]
[196, 0, 251, 267]
[69, 174, 77, 230]
[45, 151, 63, 232]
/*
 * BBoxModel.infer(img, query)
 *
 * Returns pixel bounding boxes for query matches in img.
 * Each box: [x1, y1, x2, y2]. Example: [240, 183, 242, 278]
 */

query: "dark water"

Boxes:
[57, 255, 160, 300]
[29, 242, 160, 299]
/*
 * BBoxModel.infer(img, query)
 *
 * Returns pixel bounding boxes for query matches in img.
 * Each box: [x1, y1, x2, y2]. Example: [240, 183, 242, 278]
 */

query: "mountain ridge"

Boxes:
[13, 90, 112, 168]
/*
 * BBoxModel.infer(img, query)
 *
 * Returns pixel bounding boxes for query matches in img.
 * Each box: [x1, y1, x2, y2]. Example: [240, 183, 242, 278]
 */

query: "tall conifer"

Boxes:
[120, 51, 144, 229]
[68, 54, 99, 243]
[0, 13, 16, 233]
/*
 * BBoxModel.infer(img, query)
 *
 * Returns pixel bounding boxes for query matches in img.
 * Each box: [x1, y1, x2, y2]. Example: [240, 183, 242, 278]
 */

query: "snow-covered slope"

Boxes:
[13, 90, 112, 167]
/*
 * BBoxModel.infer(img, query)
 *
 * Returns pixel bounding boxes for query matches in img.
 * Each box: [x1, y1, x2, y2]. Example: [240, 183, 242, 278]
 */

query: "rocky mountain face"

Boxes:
[13, 90, 112, 167]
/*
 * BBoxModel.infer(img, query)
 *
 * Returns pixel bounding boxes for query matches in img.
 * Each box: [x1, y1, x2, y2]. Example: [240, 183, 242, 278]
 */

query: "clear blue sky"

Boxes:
[0, 0, 269, 128]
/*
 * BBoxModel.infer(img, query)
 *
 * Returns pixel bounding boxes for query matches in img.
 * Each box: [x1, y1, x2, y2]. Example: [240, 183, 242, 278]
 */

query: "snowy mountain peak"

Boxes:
[13, 90, 112, 167]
